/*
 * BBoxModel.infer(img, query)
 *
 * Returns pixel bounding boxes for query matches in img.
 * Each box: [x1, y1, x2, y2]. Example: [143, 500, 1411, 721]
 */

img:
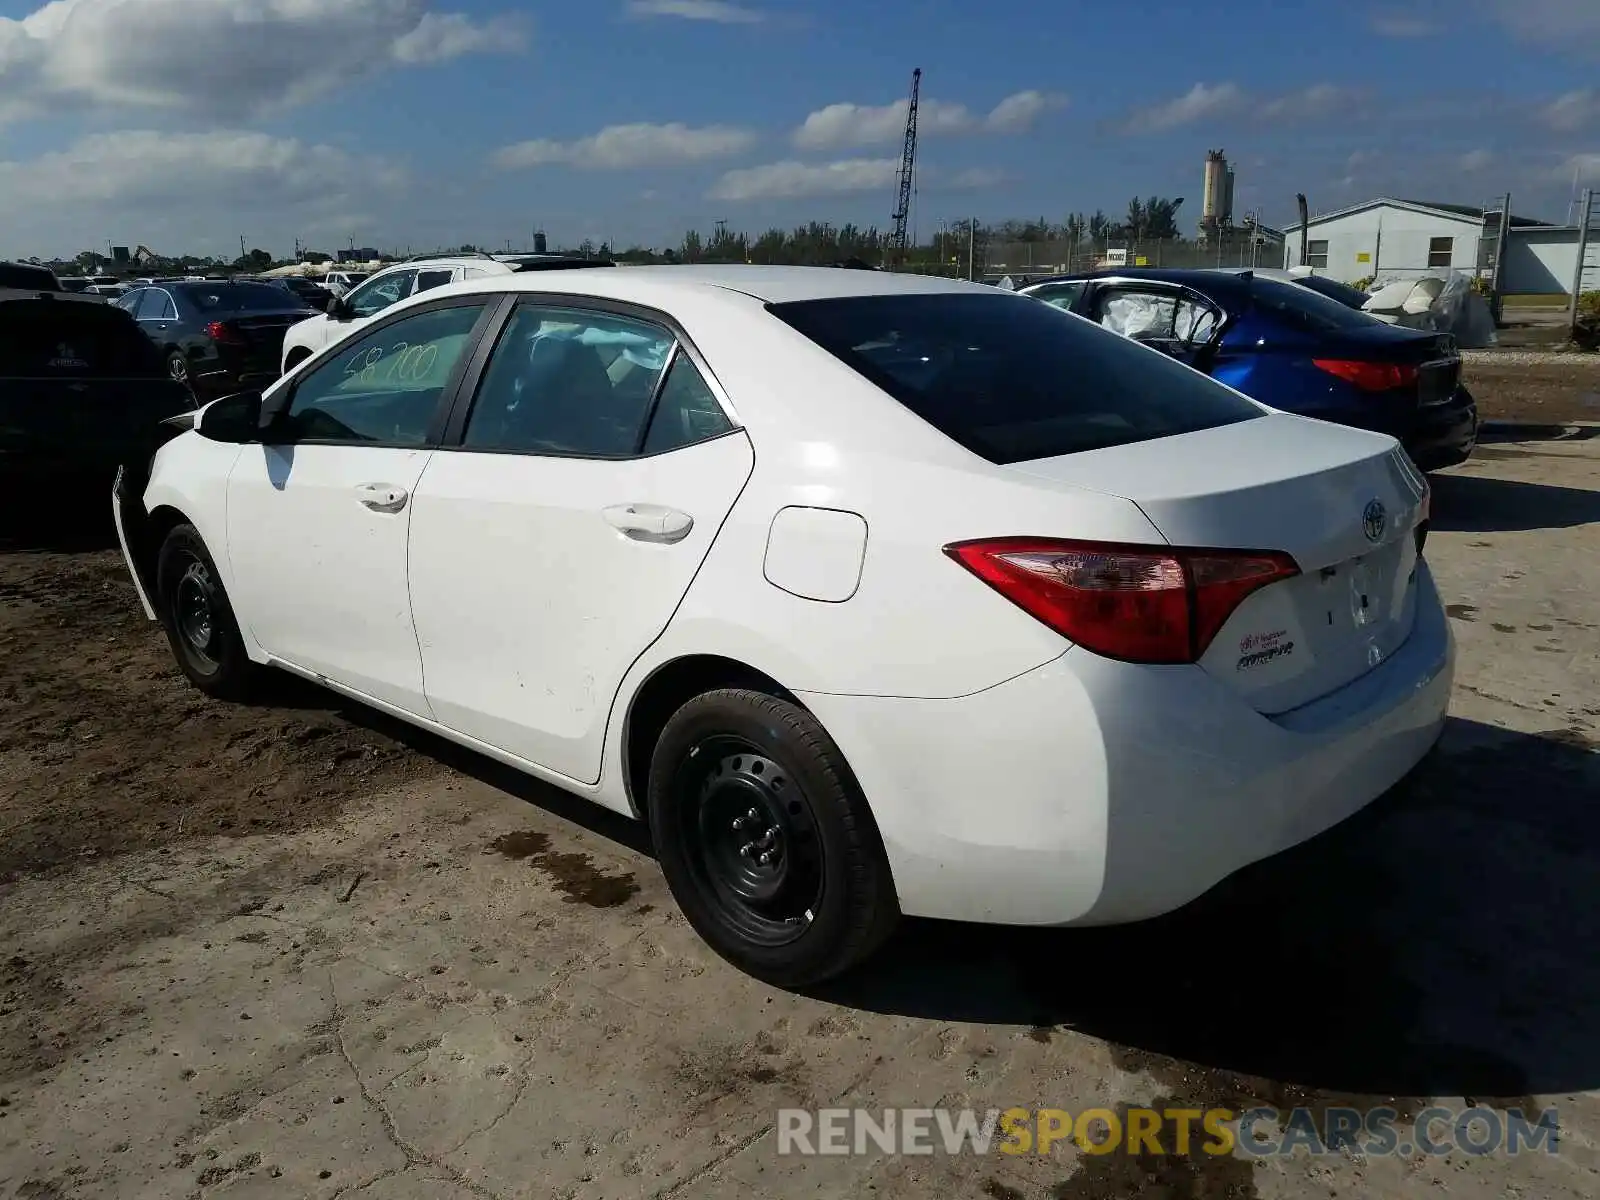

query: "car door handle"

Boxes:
[602, 503, 694, 544]
[355, 483, 408, 514]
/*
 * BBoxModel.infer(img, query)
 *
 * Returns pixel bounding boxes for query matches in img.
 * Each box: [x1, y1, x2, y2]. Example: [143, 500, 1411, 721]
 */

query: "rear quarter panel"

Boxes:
[635, 289, 1168, 699]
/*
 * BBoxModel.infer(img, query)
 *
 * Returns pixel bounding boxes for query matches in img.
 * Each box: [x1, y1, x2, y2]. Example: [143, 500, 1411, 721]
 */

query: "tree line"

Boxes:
[47, 195, 1192, 275]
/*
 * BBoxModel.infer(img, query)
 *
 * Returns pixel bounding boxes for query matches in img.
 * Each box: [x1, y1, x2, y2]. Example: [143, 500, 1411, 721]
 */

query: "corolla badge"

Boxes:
[1362, 499, 1387, 543]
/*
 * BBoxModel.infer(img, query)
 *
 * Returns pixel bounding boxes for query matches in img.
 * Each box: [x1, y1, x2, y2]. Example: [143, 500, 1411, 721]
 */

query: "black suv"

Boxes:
[0, 285, 194, 503]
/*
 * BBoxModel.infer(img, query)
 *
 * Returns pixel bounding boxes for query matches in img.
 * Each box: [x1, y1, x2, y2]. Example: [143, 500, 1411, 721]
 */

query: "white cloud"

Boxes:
[792, 89, 1065, 149]
[1118, 82, 1245, 132]
[0, 130, 405, 255]
[708, 158, 899, 201]
[1458, 148, 1494, 171]
[1553, 153, 1600, 183]
[391, 10, 527, 63]
[623, 0, 765, 21]
[983, 90, 1069, 133]
[1369, 14, 1437, 36]
[1541, 89, 1600, 131]
[1487, 0, 1600, 56]
[1260, 84, 1365, 121]
[1119, 82, 1364, 132]
[493, 122, 757, 170]
[0, 0, 527, 122]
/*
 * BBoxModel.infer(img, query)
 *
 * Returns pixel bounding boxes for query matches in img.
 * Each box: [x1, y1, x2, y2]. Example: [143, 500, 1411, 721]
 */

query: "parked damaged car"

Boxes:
[1018, 268, 1478, 470]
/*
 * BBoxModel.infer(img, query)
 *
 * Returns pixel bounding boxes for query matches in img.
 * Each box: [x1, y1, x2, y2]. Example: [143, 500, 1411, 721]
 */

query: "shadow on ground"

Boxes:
[0, 502, 121, 553]
[822, 717, 1600, 1105]
[1430, 471, 1600, 532]
[248, 672, 656, 858]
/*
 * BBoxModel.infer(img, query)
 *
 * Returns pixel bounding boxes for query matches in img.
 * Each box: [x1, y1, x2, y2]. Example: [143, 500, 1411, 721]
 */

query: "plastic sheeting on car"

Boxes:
[1361, 270, 1498, 348]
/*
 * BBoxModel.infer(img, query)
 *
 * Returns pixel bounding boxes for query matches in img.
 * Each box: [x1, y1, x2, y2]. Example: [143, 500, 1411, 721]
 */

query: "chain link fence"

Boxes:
[890, 236, 1287, 282]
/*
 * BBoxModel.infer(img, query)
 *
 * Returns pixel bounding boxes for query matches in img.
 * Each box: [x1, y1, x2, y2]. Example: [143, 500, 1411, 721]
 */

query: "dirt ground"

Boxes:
[1, 433, 1597, 1198]
[0, 538, 444, 884]
[1465, 355, 1600, 426]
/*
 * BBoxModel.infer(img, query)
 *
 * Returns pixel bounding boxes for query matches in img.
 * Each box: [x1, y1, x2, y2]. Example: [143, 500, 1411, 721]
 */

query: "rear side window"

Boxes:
[177, 283, 309, 312]
[0, 301, 165, 378]
[768, 292, 1262, 463]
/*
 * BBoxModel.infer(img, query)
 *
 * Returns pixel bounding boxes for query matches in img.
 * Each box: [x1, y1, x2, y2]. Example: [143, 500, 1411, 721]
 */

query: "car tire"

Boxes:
[155, 523, 260, 701]
[647, 688, 899, 988]
[165, 351, 192, 392]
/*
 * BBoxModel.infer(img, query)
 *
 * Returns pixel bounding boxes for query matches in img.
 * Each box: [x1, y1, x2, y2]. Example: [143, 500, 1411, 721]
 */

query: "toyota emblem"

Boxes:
[1362, 499, 1387, 543]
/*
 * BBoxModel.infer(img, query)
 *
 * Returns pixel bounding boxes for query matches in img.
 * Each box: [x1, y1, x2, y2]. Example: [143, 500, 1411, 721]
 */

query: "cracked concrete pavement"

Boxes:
[2, 429, 1598, 1198]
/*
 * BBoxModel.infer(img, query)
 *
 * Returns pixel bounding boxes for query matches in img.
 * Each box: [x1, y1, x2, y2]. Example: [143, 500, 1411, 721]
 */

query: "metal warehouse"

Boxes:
[1282, 197, 1593, 298]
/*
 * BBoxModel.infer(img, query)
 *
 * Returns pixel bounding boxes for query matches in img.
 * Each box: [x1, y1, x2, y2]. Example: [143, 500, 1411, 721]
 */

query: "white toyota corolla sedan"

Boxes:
[113, 266, 1452, 986]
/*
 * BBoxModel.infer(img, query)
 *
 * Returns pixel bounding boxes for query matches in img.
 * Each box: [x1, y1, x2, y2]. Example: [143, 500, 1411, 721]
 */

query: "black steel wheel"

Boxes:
[648, 689, 898, 987]
[155, 523, 260, 700]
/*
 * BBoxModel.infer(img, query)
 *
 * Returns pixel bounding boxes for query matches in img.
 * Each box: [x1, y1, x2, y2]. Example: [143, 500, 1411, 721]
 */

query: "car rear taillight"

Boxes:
[1312, 359, 1420, 392]
[944, 538, 1301, 665]
[203, 320, 246, 344]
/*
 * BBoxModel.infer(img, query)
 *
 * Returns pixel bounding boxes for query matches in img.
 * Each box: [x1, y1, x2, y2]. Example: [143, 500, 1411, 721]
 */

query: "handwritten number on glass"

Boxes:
[342, 341, 441, 386]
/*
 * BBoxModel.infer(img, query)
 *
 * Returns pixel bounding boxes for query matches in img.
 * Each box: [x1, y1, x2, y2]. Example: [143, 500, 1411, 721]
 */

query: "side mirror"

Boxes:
[326, 295, 350, 320]
[196, 390, 264, 443]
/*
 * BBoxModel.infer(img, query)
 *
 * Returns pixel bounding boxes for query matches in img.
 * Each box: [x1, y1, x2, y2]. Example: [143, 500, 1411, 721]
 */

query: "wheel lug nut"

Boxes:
[765, 826, 780, 841]
[747, 807, 760, 821]
[732, 817, 745, 831]
[758, 852, 773, 865]
[740, 843, 755, 857]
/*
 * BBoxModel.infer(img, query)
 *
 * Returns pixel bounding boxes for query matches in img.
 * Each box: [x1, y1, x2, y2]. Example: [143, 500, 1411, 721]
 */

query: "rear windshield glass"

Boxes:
[1293, 275, 1373, 311]
[1249, 277, 1380, 333]
[176, 282, 310, 312]
[0, 263, 61, 290]
[768, 292, 1262, 463]
[0, 301, 165, 378]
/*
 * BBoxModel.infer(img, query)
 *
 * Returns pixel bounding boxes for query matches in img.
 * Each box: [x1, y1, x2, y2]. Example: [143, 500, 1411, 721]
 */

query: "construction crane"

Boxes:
[888, 67, 921, 269]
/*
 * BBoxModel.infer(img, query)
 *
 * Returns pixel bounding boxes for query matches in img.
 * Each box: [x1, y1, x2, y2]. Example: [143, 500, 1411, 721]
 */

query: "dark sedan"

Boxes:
[1018, 268, 1477, 470]
[114, 281, 316, 401]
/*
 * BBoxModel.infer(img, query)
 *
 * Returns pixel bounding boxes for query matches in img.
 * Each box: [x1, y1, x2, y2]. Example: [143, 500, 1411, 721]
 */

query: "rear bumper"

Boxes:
[800, 562, 1454, 927]
[1403, 386, 1478, 471]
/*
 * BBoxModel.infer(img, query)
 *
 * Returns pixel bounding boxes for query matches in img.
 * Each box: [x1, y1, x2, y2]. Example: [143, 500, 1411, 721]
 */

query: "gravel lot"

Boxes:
[1, 430, 1596, 1199]
[1464, 354, 1600, 426]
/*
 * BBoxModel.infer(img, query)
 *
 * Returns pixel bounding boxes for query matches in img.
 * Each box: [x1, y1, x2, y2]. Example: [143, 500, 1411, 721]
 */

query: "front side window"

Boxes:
[276, 302, 486, 445]
[347, 269, 418, 318]
[769, 292, 1262, 464]
[462, 305, 677, 457]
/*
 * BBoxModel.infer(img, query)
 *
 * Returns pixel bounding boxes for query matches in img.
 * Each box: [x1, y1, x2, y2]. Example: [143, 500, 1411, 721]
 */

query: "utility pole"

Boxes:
[240, 234, 247, 263]
[967, 217, 975, 282]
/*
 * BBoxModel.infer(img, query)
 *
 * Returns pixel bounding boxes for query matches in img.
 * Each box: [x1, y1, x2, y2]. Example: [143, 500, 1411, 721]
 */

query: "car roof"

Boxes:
[432, 264, 996, 306]
[1027, 267, 1260, 290]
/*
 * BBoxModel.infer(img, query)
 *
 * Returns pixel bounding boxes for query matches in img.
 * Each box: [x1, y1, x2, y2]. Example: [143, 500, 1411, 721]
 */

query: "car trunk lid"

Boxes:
[1007, 412, 1429, 713]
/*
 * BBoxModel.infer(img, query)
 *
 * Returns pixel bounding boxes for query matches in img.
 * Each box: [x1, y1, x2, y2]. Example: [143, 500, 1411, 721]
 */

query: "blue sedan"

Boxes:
[1018, 268, 1478, 470]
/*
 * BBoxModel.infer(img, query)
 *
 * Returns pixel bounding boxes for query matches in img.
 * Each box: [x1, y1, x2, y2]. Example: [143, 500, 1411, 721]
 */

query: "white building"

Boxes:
[1282, 197, 1587, 298]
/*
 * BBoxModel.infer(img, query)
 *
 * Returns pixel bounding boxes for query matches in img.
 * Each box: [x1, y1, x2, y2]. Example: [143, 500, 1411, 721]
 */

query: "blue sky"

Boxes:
[0, 0, 1596, 260]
